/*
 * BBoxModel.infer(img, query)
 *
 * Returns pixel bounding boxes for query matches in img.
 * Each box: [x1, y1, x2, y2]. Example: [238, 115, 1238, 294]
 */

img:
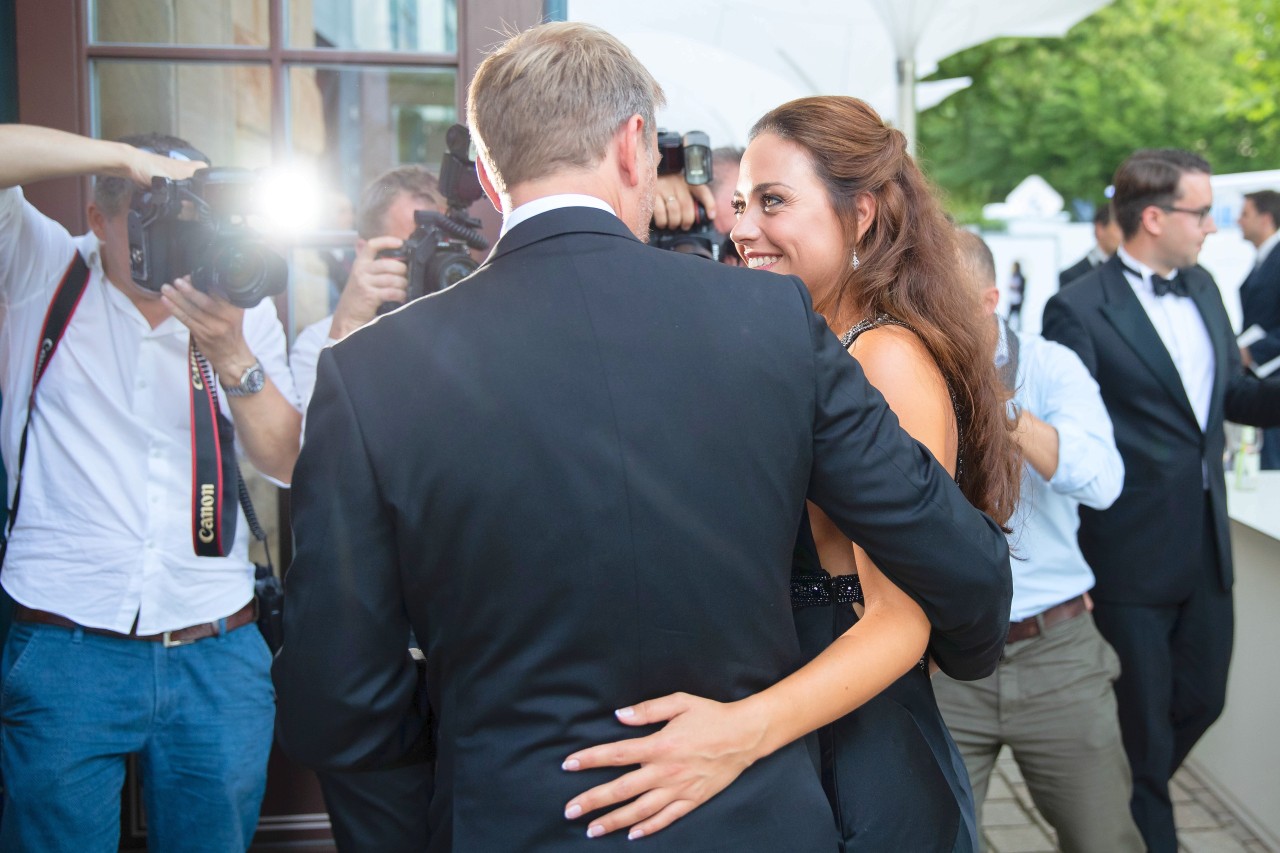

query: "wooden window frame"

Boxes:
[14, 0, 543, 230]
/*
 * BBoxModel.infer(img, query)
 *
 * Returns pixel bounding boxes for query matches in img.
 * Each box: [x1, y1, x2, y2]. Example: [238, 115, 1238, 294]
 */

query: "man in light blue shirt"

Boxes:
[934, 231, 1143, 853]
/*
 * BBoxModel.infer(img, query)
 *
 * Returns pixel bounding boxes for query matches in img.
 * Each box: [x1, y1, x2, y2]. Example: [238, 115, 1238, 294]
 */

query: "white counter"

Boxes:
[1219, 469, 1280, 540]
[1186, 470, 1280, 850]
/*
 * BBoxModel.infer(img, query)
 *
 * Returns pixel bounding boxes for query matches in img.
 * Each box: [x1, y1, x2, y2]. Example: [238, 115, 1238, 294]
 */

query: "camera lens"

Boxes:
[215, 245, 265, 297]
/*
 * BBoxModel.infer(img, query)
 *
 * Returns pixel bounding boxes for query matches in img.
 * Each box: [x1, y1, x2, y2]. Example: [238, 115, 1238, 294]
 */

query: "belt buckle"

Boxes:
[162, 630, 189, 648]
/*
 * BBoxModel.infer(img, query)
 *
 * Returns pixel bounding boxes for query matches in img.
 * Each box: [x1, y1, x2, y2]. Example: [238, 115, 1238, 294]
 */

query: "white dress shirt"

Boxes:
[1116, 246, 1215, 432]
[0, 187, 298, 633]
[289, 314, 336, 413]
[1000, 322, 1125, 620]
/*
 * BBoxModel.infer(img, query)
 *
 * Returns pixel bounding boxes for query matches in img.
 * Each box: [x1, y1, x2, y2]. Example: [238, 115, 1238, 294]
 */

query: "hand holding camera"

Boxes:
[120, 144, 206, 190]
[649, 130, 721, 260]
[330, 235, 411, 340]
[652, 174, 716, 232]
[160, 276, 256, 382]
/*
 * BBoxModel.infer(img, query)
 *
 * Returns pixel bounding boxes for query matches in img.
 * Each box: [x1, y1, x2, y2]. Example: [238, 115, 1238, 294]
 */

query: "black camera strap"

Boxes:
[0, 249, 245, 565]
[1, 252, 91, 565]
[188, 344, 239, 557]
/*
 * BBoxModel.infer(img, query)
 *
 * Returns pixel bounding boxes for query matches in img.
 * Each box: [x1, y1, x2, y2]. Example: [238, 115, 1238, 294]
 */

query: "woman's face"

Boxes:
[730, 132, 847, 298]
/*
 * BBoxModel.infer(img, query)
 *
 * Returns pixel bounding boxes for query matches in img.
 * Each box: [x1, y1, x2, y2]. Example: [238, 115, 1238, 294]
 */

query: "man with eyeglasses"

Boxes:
[1042, 149, 1280, 853]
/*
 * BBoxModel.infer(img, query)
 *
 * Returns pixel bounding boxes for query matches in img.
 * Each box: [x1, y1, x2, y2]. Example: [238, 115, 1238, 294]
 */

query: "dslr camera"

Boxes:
[377, 123, 490, 311]
[650, 129, 719, 261]
[127, 167, 287, 309]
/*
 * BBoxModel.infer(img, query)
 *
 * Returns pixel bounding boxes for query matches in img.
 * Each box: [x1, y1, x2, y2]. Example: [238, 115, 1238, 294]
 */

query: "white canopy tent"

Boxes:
[568, 0, 1112, 151]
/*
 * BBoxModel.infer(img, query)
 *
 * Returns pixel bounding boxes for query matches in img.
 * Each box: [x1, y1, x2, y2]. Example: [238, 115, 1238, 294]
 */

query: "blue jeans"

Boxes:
[0, 617, 275, 853]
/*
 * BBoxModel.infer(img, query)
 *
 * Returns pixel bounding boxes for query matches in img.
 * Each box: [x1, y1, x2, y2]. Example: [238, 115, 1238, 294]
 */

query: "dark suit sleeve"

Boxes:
[1042, 292, 1098, 376]
[272, 347, 430, 771]
[1224, 323, 1280, 428]
[798, 280, 1012, 681]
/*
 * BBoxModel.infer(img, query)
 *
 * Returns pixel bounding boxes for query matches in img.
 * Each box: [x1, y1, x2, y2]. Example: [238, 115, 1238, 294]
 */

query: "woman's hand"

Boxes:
[561, 692, 770, 840]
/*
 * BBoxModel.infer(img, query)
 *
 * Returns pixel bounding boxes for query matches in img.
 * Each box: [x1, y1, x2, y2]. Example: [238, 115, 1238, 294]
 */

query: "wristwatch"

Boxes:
[222, 360, 266, 397]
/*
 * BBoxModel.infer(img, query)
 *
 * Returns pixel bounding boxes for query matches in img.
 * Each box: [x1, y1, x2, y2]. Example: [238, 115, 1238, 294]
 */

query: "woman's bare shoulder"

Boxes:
[847, 324, 944, 392]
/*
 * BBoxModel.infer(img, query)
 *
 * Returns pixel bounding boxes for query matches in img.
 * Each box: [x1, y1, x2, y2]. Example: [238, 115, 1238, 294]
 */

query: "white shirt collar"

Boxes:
[1256, 228, 1280, 266]
[1116, 245, 1179, 295]
[502, 194, 616, 236]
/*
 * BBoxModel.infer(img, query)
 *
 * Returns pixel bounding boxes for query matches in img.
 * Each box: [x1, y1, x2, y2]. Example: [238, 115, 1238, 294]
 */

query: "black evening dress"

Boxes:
[791, 315, 978, 853]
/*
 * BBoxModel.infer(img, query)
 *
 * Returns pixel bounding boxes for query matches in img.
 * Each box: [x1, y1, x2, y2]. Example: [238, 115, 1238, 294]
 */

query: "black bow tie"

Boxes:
[1121, 261, 1189, 298]
[1151, 273, 1189, 298]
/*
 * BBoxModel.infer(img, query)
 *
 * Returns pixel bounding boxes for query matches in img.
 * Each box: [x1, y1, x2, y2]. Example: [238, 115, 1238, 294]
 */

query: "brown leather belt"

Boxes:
[1006, 595, 1088, 644]
[14, 601, 256, 648]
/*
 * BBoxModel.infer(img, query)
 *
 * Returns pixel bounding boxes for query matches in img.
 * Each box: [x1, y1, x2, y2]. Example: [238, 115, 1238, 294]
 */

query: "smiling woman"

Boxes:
[731, 94, 1020, 852]
[561, 95, 1021, 852]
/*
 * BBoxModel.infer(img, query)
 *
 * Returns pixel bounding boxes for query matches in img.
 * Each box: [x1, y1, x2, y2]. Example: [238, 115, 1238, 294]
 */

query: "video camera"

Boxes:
[127, 167, 287, 309]
[377, 124, 490, 310]
[650, 129, 719, 261]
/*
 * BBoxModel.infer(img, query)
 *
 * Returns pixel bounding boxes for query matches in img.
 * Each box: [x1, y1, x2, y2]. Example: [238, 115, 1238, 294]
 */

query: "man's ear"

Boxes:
[475, 157, 502, 212]
[1140, 205, 1164, 237]
[616, 114, 649, 189]
[87, 202, 109, 240]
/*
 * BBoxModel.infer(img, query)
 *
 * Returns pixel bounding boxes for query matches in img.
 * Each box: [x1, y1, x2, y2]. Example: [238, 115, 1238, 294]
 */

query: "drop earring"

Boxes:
[851, 251, 860, 270]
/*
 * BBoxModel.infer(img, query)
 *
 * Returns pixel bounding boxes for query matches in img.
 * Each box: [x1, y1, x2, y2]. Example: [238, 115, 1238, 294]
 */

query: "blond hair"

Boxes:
[466, 22, 665, 194]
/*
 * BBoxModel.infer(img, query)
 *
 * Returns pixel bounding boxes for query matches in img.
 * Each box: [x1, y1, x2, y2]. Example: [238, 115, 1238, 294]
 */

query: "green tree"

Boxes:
[918, 0, 1280, 220]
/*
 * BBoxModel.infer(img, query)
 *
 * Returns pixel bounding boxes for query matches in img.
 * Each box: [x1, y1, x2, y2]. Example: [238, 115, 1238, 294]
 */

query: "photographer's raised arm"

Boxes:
[162, 278, 302, 483]
[0, 124, 203, 189]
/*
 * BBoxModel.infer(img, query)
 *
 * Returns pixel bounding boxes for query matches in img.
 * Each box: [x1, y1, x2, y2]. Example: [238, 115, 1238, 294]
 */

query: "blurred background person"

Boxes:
[1060, 202, 1123, 288]
[1236, 189, 1280, 468]
[1006, 260, 1026, 330]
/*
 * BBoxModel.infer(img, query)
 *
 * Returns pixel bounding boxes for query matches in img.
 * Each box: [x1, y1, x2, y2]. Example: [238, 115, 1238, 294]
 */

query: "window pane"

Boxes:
[287, 64, 457, 337]
[91, 61, 274, 168]
[90, 0, 269, 47]
[290, 0, 457, 52]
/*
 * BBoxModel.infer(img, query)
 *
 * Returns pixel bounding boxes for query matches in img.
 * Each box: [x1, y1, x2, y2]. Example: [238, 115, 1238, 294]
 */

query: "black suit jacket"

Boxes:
[274, 208, 1011, 851]
[1058, 254, 1096, 288]
[1240, 246, 1280, 367]
[1042, 256, 1280, 604]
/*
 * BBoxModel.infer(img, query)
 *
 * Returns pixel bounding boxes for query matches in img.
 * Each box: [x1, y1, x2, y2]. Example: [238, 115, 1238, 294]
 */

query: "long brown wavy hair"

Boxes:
[751, 96, 1020, 526]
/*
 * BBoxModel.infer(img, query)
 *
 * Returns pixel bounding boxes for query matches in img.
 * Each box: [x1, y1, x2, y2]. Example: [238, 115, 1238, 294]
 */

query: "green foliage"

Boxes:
[917, 0, 1280, 221]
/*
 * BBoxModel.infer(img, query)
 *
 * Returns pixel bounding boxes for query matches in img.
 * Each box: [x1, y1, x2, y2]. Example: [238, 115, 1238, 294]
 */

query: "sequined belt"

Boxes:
[791, 574, 864, 609]
[791, 574, 929, 673]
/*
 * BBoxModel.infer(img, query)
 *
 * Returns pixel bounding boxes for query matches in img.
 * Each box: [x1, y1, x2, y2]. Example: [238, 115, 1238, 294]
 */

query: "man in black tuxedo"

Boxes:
[1237, 189, 1280, 468]
[273, 22, 1011, 852]
[1042, 149, 1280, 853]
[1059, 202, 1123, 288]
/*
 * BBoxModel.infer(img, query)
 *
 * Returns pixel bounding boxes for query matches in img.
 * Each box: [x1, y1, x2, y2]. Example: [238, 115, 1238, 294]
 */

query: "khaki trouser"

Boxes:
[933, 610, 1146, 853]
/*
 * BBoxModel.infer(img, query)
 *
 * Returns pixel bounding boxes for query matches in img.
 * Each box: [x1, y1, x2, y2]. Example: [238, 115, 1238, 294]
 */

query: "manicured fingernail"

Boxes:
[587, 824, 605, 838]
[615, 706, 635, 719]
[565, 803, 582, 819]
[562, 758, 580, 771]
[628, 828, 645, 840]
